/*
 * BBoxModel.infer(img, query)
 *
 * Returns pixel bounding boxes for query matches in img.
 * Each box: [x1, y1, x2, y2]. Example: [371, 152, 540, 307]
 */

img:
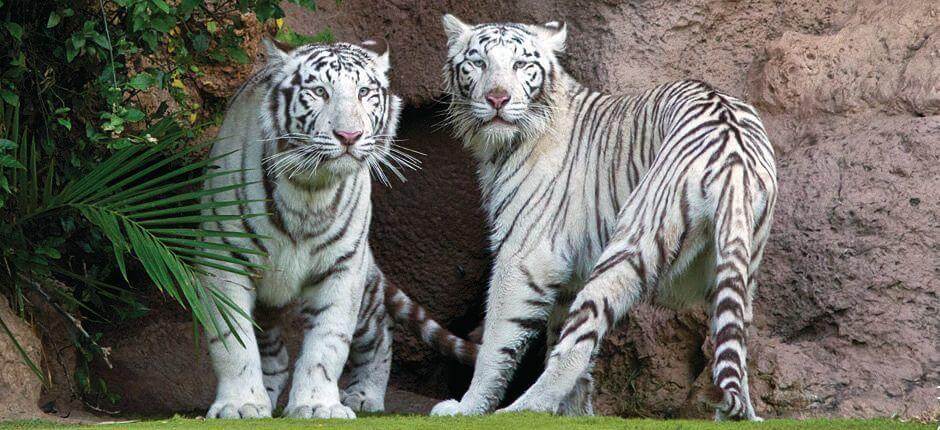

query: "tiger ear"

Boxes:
[360, 38, 390, 73]
[537, 21, 567, 53]
[261, 37, 291, 63]
[442, 14, 471, 43]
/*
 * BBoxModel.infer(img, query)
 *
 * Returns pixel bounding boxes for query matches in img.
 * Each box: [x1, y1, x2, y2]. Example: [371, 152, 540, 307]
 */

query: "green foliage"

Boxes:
[275, 21, 334, 47]
[0, 102, 263, 405]
[0, 0, 318, 409]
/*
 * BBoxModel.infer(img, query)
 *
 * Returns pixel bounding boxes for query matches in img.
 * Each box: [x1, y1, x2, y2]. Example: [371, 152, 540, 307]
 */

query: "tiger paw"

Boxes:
[430, 399, 484, 416]
[207, 400, 272, 419]
[284, 402, 356, 419]
[497, 394, 556, 415]
[342, 390, 384, 412]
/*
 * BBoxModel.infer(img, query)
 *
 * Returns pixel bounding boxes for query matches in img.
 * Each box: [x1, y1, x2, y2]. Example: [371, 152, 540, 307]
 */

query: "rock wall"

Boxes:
[84, 0, 938, 420]
[0, 299, 43, 420]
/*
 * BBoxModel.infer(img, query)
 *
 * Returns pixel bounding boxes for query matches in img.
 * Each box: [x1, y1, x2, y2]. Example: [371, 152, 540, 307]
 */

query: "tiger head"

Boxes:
[441, 15, 567, 153]
[261, 39, 407, 184]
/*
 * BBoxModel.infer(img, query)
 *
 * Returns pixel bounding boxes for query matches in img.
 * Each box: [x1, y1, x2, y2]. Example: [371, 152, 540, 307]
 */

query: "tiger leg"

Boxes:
[284, 272, 363, 419]
[501, 173, 690, 414]
[706, 166, 768, 422]
[256, 324, 289, 410]
[547, 291, 594, 416]
[342, 272, 391, 413]
[431, 251, 565, 416]
[204, 271, 271, 419]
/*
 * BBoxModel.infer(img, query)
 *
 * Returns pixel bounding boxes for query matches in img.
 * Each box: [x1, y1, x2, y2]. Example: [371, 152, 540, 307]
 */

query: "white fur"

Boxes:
[200, 41, 403, 419]
[433, 16, 776, 422]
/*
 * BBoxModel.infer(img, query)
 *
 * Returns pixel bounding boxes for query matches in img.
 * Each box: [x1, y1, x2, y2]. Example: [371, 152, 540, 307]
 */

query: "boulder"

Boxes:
[0, 298, 43, 420]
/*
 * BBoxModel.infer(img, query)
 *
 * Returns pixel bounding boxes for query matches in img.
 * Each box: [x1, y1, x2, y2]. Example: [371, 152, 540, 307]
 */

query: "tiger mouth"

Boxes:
[328, 152, 365, 162]
[486, 117, 514, 126]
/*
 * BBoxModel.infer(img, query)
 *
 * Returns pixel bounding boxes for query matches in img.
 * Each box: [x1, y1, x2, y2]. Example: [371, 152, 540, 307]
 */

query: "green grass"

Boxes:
[0, 414, 932, 430]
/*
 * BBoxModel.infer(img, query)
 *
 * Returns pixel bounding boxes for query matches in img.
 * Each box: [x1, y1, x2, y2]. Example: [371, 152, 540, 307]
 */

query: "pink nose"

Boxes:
[333, 130, 363, 146]
[485, 89, 511, 110]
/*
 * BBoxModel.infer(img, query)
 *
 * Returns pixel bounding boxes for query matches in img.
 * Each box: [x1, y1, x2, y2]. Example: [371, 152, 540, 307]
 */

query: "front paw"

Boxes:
[207, 400, 272, 419]
[284, 402, 356, 419]
[497, 394, 556, 415]
[430, 399, 482, 416]
[342, 390, 384, 413]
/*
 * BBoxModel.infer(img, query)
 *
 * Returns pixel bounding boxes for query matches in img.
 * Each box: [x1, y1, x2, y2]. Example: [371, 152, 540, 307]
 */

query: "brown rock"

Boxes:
[752, 1, 940, 116]
[0, 298, 43, 420]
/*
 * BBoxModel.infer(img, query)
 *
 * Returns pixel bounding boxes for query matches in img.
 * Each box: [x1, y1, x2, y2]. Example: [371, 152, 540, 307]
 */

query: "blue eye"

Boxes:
[358, 87, 370, 97]
[313, 86, 328, 98]
[513, 61, 528, 70]
[472, 59, 486, 68]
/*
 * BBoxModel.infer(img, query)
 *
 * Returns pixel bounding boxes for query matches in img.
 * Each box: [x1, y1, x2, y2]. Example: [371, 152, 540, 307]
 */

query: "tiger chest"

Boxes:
[256, 237, 349, 308]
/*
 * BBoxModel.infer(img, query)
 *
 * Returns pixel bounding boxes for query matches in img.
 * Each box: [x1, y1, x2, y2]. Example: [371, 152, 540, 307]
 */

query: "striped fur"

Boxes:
[200, 39, 475, 420]
[430, 16, 776, 421]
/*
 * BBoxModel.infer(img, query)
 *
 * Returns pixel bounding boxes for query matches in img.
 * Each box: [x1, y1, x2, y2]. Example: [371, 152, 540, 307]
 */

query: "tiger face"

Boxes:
[442, 15, 566, 150]
[263, 39, 402, 181]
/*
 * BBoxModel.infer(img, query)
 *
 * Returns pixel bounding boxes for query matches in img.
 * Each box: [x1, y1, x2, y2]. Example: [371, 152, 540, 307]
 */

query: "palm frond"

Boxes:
[47, 138, 265, 344]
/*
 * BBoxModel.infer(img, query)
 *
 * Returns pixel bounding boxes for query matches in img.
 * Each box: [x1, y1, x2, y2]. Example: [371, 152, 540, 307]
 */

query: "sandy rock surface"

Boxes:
[0, 299, 43, 420]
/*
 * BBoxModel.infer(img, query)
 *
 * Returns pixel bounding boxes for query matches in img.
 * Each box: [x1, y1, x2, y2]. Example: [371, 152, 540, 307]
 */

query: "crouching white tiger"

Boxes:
[431, 15, 777, 421]
[200, 39, 477, 419]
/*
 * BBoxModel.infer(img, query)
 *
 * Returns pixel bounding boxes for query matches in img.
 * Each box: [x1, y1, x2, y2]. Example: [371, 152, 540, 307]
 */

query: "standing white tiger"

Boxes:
[430, 15, 777, 421]
[200, 39, 477, 419]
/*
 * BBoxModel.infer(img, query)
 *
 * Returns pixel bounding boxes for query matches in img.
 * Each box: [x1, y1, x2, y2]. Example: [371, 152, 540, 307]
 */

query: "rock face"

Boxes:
[0, 299, 43, 420]
[86, 0, 938, 420]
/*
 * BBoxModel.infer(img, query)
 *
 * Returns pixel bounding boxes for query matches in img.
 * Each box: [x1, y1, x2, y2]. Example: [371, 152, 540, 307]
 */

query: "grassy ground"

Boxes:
[1, 414, 932, 430]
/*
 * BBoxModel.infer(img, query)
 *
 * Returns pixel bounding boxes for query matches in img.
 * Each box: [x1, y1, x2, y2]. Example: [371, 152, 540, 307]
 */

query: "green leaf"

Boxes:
[9, 52, 25, 68]
[5, 22, 23, 41]
[70, 34, 86, 50]
[0, 89, 19, 107]
[57, 118, 72, 130]
[91, 32, 111, 49]
[47, 11, 61, 28]
[0, 154, 25, 169]
[127, 73, 155, 90]
[124, 108, 145, 122]
[192, 34, 209, 52]
[0, 138, 17, 150]
[227, 47, 250, 64]
[65, 44, 79, 63]
[36, 247, 61, 259]
[152, 0, 171, 13]
[148, 16, 176, 33]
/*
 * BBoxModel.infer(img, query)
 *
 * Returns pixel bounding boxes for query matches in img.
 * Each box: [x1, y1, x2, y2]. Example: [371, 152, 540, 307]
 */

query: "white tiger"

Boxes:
[430, 15, 777, 421]
[199, 38, 477, 419]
